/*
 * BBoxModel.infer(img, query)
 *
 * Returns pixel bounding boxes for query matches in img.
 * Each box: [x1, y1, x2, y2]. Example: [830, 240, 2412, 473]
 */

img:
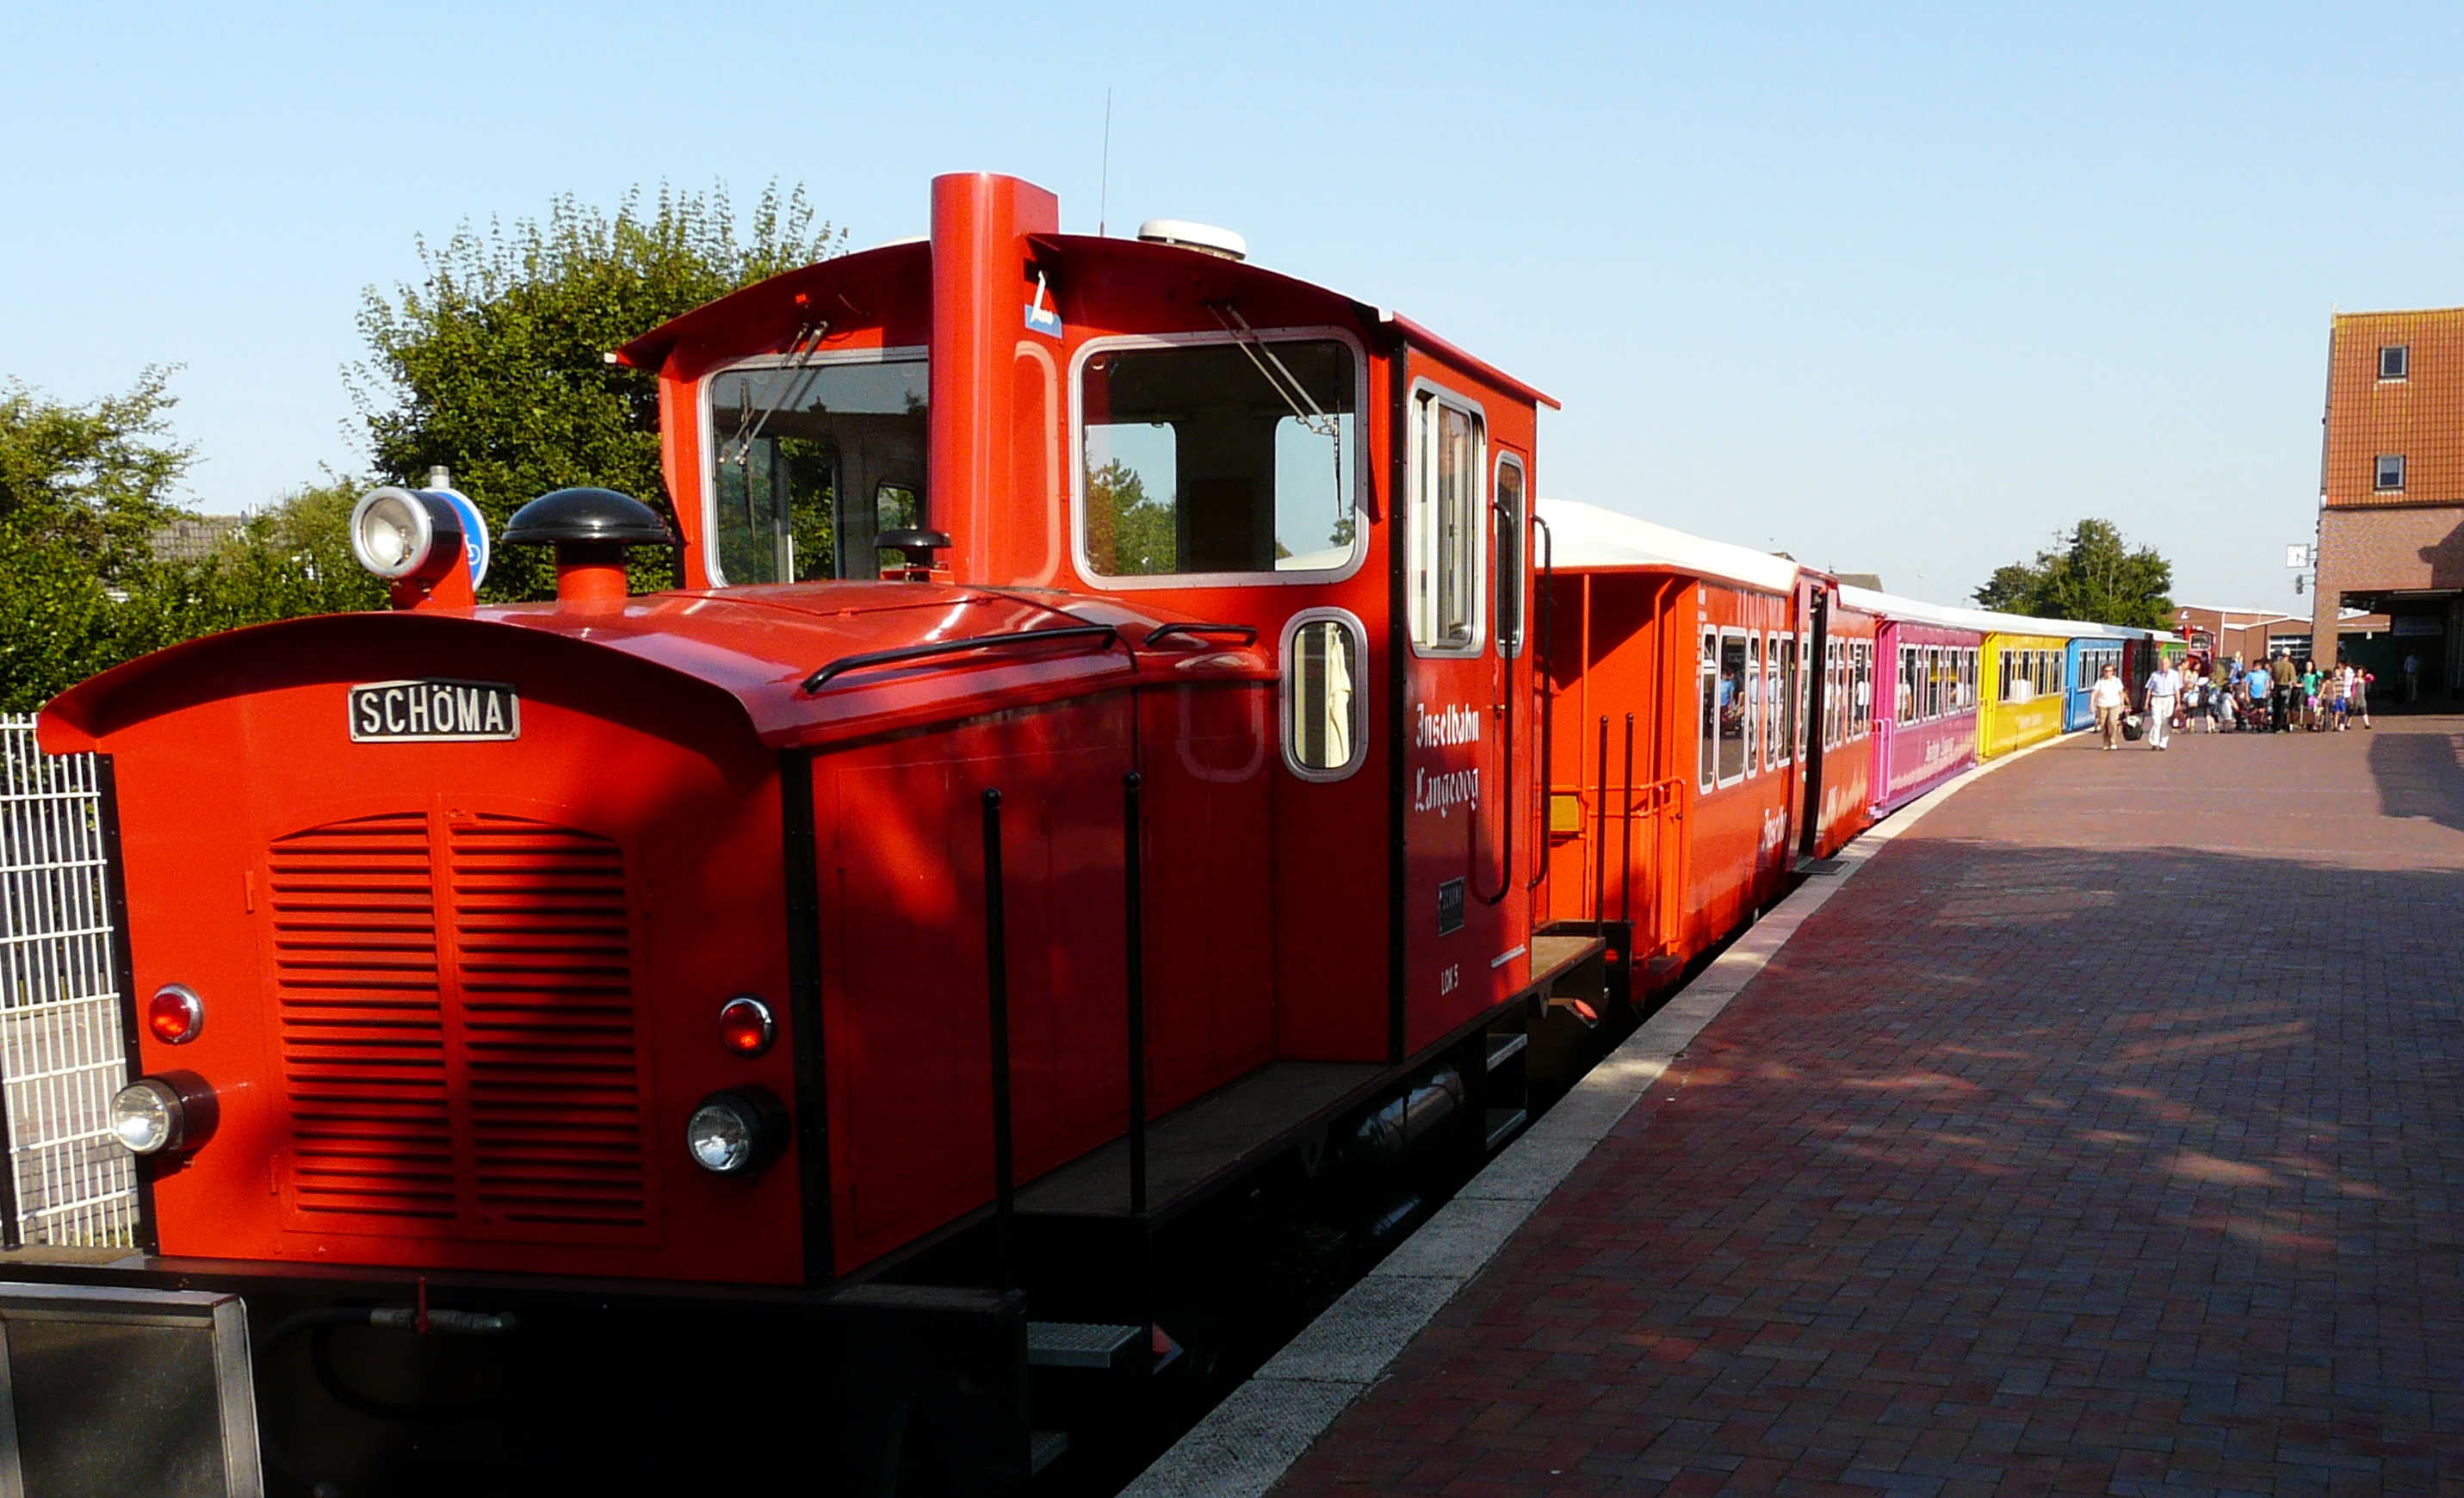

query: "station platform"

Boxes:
[1141, 715, 2464, 1497]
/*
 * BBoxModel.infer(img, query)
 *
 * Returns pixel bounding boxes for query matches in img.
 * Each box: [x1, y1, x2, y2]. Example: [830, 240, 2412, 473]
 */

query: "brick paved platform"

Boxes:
[1273, 716, 2464, 1497]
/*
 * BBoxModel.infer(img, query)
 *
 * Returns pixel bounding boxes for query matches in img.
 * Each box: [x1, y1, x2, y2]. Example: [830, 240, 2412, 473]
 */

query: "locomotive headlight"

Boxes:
[108, 1073, 217, 1158]
[111, 1079, 184, 1155]
[350, 486, 465, 583]
[684, 1087, 785, 1176]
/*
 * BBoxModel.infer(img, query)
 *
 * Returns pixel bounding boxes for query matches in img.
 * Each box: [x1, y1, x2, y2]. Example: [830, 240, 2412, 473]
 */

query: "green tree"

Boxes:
[1972, 518, 2173, 630]
[350, 183, 845, 600]
[137, 482, 387, 639]
[0, 370, 192, 709]
[1084, 460, 1178, 574]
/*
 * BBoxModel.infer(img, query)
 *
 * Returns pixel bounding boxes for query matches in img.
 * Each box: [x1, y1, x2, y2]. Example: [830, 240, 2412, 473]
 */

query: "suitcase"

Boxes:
[2120, 714, 2144, 741]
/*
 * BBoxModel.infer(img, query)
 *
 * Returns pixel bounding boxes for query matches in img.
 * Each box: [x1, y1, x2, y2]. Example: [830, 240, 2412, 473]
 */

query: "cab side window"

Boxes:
[1411, 388, 1486, 655]
[1495, 455, 1526, 657]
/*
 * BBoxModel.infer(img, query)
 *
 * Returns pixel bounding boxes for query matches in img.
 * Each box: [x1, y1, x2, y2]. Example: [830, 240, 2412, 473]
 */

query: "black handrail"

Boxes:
[1472, 499, 1519, 907]
[1592, 715, 1609, 924]
[1143, 622, 1259, 648]
[980, 789, 1017, 1290]
[802, 624, 1120, 693]
[1526, 515, 1555, 893]
[1620, 713, 1637, 928]
[1122, 772, 1149, 1216]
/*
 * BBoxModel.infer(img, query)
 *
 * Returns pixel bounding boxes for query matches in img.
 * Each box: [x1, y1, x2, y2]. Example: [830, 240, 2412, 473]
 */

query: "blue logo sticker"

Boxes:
[422, 487, 491, 591]
[1025, 272, 1062, 339]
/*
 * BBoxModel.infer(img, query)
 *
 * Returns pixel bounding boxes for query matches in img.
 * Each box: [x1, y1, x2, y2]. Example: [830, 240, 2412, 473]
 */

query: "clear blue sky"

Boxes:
[7, 0, 2459, 612]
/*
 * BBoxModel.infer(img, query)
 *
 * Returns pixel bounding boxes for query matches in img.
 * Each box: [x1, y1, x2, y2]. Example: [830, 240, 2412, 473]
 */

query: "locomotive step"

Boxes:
[1025, 1320, 1143, 1370]
[1030, 1429, 1068, 1475]
[1483, 1031, 1530, 1071]
[1017, 1061, 1387, 1221]
[1483, 1106, 1530, 1150]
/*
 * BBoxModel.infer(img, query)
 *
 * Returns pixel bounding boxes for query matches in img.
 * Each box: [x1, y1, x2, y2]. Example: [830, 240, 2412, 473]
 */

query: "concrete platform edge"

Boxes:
[1117, 732, 2076, 1498]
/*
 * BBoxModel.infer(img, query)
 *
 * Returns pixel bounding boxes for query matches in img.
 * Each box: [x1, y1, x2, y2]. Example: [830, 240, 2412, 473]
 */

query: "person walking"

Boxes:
[2404, 651, 2421, 703]
[2269, 651, 2298, 732]
[2144, 656, 2182, 751]
[2352, 665, 2374, 729]
[2327, 664, 2350, 731]
[2089, 663, 2128, 749]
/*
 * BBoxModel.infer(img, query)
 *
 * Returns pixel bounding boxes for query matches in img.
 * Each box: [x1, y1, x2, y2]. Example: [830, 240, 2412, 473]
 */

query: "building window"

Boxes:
[2375, 454, 2405, 492]
[2380, 344, 2409, 381]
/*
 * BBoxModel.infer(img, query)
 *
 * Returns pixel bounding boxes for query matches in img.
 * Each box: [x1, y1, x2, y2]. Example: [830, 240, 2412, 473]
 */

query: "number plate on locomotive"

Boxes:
[350, 679, 521, 742]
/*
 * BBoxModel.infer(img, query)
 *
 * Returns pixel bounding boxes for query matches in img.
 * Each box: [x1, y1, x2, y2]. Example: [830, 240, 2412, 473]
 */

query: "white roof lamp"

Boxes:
[1136, 219, 1248, 262]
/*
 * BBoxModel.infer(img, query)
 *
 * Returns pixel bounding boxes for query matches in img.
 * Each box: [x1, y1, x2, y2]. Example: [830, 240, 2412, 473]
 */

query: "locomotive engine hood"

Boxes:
[40, 580, 1270, 757]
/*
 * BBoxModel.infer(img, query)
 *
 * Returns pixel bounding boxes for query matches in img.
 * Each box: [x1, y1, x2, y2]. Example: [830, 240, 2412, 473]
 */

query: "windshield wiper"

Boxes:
[1207, 300, 1347, 530]
[722, 319, 833, 467]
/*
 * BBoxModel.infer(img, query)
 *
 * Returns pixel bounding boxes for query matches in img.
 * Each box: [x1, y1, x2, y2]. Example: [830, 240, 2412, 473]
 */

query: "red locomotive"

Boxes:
[19, 171, 1961, 1495]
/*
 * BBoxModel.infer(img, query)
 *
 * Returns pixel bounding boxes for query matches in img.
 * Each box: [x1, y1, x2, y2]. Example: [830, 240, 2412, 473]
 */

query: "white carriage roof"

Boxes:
[1538, 499, 1801, 596]
[1540, 501, 2182, 644]
[1842, 585, 2181, 643]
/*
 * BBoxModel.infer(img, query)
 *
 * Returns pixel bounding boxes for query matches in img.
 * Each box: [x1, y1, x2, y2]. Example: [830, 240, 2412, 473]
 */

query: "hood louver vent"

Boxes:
[268, 808, 655, 1245]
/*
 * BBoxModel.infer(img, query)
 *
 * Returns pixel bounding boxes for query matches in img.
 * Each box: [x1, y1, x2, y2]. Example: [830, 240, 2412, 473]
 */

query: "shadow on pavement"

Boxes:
[1272, 827, 2464, 1496]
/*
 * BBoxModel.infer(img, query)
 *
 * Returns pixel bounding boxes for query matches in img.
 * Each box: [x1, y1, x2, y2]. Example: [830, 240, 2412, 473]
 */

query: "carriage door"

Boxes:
[1402, 380, 1509, 1050]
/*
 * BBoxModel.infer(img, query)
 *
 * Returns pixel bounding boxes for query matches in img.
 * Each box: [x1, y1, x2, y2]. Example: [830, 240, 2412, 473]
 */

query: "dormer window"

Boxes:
[2375, 454, 2406, 492]
[2380, 344, 2409, 381]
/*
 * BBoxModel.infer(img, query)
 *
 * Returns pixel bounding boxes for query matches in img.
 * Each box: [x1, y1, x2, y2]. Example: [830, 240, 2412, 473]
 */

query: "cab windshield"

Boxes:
[1079, 337, 1358, 580]
[706, 356, 927, 585]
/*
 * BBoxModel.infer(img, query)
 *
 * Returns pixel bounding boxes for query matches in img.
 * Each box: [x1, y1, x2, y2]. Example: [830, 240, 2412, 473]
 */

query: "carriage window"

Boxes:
[1080, 338, 1359, 580]
[1746, 635, 1764, 775]
[1410, 391, 1485, 652]
[1830, 643, 1847, 747]
[1778, 638, 1798, 765]
[708, 356, 929, 585]
[1284, 613, 1365, 778]
[1699, 632, 1719, 791]
[1763, 637, 1783, 768]
[1898, 647, 1915, 725]
[1798, 634, 1812, 758]
[1854, 643, 1871, 737]
[1495, 455, 1526, 657]
[1718, 634, 1749, 783]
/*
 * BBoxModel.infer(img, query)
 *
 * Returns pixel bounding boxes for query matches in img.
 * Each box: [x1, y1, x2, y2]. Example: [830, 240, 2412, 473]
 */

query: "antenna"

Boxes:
[1099, 88, 1114, 237]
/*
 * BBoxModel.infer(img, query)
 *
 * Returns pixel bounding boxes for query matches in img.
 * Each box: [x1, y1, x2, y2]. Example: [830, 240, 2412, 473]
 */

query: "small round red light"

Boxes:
[147, 985, 203, 1045]
[718, 997, 775, 1057]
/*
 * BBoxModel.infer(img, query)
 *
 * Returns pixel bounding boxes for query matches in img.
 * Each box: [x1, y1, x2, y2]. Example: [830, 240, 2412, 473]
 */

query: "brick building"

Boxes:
[2176, 604, 2388, 669]
[2311, 306, 2464, 692]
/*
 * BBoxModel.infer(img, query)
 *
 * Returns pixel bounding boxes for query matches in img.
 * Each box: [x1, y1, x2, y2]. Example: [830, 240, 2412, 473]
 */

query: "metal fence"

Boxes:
[0, 715, 138, 1247]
